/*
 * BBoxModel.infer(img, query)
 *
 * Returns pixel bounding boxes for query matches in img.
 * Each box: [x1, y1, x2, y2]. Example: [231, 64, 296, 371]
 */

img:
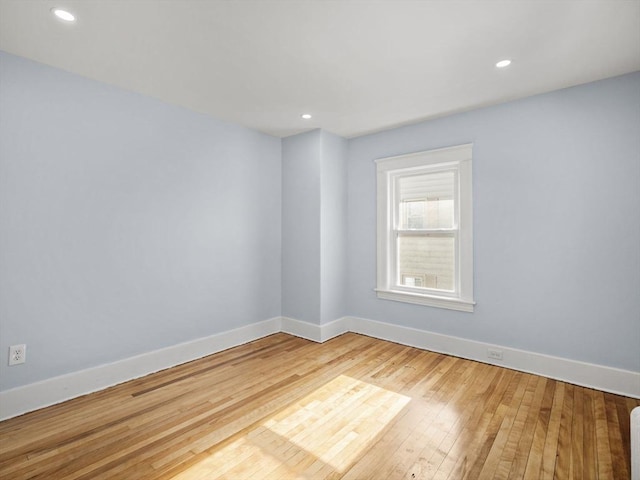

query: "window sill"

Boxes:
[375, 289, 475, 312]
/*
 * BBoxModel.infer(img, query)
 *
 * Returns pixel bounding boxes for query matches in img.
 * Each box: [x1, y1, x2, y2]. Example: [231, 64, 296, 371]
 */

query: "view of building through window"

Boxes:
[397, 171, 455, 291]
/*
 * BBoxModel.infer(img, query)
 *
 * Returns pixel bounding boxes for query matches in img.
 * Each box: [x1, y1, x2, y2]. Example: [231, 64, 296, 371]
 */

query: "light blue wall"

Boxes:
[320, 131, 348, 324]
[281, 130, 322, 323]
[0, 52, 282, 390]
[347, 71, 640, 372]
[281, 130, 348, 324]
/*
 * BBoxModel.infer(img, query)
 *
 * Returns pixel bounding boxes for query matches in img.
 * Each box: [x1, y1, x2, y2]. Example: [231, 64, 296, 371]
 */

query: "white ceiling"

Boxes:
[1, 1, 639, 138]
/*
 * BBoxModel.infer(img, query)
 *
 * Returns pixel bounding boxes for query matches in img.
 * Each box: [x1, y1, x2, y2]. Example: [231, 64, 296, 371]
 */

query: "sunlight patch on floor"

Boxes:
[170, 375, 410, 479]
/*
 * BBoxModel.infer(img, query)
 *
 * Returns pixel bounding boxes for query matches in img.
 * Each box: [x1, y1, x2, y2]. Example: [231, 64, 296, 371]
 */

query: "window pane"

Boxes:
[398, 235, 455, 291]
[398, 171, 455, 229]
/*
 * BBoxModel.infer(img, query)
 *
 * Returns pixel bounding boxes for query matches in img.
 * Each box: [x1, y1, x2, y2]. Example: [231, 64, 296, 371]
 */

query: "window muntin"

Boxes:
[376, 144, 474, 312]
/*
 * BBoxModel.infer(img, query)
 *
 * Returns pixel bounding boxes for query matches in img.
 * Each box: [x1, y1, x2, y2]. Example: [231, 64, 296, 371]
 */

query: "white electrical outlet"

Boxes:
[9, 344, 26, 365]
[487, 348, 503, 361]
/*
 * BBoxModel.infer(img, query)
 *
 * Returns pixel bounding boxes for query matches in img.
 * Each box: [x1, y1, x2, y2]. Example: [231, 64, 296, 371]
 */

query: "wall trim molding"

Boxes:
[346, 316, 640, 399]
[0, 317, 282, 421]
[281, 316, 350, 343]
[2, 315, 637, 421]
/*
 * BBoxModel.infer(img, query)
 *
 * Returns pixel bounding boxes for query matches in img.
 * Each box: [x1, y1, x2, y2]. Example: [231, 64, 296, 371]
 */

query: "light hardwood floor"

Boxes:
[0, 333, 637, 479]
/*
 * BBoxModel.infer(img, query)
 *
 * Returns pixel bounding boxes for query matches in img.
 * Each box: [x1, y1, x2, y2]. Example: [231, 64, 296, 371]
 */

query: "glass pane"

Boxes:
[398, 235, 455, 291]
[398, 171, 455, 229]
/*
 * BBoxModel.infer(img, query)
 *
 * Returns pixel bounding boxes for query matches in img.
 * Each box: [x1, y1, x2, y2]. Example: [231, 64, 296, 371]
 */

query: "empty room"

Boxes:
[0, 1, 639, 478]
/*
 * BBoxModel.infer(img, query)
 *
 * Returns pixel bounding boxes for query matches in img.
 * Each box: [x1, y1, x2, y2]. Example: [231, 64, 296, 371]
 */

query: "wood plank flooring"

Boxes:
[0, 333, 637, 479]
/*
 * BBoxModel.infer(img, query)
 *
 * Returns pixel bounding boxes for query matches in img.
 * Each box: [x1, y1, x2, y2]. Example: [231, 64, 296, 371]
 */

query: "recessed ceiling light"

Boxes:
[496, 59, 512, 68]
[51, 8, 76, 22]
[301, 114, 312, 120]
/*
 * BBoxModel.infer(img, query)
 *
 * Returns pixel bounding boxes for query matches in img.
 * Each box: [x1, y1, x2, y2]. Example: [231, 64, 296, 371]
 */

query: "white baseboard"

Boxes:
[2, 315, 638, 421]
[0, 317, 281, 421]
[347, 316, 640, 399]
[281, 316, 349, 343]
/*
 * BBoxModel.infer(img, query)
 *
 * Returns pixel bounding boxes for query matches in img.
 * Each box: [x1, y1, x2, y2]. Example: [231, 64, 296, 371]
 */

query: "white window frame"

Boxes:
[376, 143, 474, 312]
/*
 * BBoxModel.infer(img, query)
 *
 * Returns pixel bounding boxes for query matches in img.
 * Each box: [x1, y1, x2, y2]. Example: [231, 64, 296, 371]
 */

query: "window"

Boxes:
[376, 144, 474, 312]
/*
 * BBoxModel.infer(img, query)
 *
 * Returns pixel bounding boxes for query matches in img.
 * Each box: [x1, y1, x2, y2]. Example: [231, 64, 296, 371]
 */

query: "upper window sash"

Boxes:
[392, 168, 459, 231]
